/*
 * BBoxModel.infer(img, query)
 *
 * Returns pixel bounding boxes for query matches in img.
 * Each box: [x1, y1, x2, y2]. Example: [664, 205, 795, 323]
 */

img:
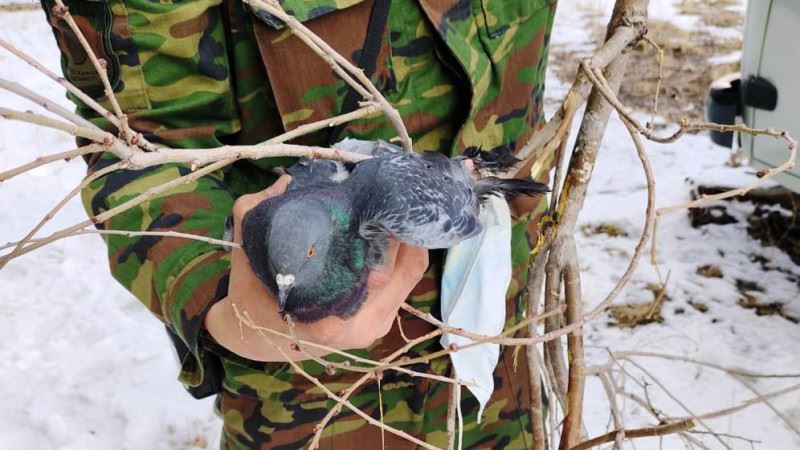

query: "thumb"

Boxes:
[367, 239, 400, 289]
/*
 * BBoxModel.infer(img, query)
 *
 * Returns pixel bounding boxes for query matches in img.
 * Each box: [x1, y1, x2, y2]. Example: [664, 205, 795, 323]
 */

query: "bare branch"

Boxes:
[0, 144, 103, 182]
[680, 383, 800, 423]
[1, 227, 241, 251]
[233, 305, 442, 450]
[52, 0, 132, 141]
[0, 161, 123, 267]
[0, 77, 96, 129]
[569, 420, 696, 450]
[559, 240, 585, 449]
[0, 107, 120, 150]
[612, 351, 800, 379]
[0, 38, 120, 132]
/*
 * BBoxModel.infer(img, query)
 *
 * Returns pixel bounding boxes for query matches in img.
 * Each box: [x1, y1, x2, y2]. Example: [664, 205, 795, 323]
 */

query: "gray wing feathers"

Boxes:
[286, 159, 349, 190]
[288, 139, 403, 190]
[353, 152, 482, 248]
[334, 138, 403, 157]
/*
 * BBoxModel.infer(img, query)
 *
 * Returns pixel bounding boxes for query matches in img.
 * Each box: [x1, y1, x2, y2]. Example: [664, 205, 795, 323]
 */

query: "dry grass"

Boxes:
[0, 3, 38, 12]
[608, 283, 669, 328]
[696, 264, 724, 278]
[581, 222, 629, 237]
[676, 0, 743, 29]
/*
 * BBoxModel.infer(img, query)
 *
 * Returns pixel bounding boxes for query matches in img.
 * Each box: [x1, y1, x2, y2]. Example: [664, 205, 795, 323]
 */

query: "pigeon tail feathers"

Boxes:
[474, 177, 550, 202]
[463, 146, 520, 172]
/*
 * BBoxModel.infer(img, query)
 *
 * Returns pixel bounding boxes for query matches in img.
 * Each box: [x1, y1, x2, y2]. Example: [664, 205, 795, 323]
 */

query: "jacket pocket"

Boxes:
[251, 0, 396, 136]
[42, 0, 120, 99]
[42, 0, 151, 112]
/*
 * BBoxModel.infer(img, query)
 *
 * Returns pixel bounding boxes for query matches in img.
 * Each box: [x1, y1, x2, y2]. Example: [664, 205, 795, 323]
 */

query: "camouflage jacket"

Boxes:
[43, 0, 557, 448]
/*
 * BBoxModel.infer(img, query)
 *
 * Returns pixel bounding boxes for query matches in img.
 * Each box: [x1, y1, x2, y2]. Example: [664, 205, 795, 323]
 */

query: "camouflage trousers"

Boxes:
[41, 0, 557, 448]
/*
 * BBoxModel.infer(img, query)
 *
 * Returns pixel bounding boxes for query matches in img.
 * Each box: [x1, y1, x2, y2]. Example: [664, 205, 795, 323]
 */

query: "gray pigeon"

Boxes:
[240, 140, 548, 323]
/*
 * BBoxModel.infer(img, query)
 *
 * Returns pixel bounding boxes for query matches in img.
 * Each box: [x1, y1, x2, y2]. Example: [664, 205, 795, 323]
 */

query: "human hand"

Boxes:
[205, 175, 429, 362]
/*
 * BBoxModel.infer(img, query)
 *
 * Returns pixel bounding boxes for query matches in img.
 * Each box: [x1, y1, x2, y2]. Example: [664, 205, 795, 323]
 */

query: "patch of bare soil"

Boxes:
[696, 264, 724, 278]
[736, 280, 799, 324]
[676, 0, 744, 29]
[581, 222, 629, 237]
[550, 0, 742, 124]
[748, 204, 800, 266]
[690, 185, 800, 270]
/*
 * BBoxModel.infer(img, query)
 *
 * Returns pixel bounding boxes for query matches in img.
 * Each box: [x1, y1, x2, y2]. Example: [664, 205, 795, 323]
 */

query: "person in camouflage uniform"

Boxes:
[42, 0, 558, 448]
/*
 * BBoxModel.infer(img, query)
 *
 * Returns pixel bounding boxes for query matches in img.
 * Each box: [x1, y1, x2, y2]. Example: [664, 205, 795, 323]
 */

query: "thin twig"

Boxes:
[306, 328, 445, 449]
[680, 383, 800, 422]
[612, 351, 800, 379]
[569, 420, 696, 450]
[0, 107, 120, 150]
[598, 371, 625, 449]
[622, 359, 732, 449]
[0, 161, 124, 267]
[733, 375, 800, 438]
[233, 305, 441, 450]
[0, 144, 103, 182]
[0, 77, 97, 129]
[52, 0, 132, 141]
[0, 158, 232, 266]
[0, 37, 120, 130]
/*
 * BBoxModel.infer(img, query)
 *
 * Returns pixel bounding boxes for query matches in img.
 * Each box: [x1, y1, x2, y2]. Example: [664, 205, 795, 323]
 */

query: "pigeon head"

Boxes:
[265, 200, 334, 311]
[242, 193, 371, 323]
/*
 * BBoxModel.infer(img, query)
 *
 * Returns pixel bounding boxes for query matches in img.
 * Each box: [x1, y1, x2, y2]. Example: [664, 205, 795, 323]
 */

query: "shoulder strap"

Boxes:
[330, 0, 393, 144]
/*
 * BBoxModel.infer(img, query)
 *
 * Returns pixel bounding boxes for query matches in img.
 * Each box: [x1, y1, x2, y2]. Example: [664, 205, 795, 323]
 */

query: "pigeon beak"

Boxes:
[275, 273, 295, 313]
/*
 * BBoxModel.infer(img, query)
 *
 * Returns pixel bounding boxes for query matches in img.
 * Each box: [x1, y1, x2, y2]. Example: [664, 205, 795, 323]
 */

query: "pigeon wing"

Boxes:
[286, 140, 402, 191]
[334, 138, 403, 157]
[352, 152, 482, 248]
[286, 158, 351, 190]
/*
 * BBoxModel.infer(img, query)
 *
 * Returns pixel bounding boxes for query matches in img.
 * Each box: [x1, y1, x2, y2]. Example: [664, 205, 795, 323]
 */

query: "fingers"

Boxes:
[366, 239, 400, 289]
[371, 244, 428, 314]
[370, 245, 428, 343]
[263, 174, 292, 198]
[394, 244, 429, 289]
[336, 244, 430, 350]
[231, 175, 293, 243]
[232, 175, 292, 221]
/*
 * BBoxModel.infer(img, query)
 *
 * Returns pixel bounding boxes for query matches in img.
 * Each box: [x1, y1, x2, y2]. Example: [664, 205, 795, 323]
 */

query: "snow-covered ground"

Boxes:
[0, 8, 219, 450]
[1, 1, 798, 449]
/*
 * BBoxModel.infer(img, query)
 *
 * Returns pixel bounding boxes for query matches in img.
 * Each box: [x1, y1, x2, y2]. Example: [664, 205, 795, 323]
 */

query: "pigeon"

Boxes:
[240, 140, 548, 323]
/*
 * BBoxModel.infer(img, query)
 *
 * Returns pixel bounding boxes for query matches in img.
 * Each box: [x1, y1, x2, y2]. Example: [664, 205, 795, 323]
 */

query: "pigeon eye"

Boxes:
[306, 245, 316, 258]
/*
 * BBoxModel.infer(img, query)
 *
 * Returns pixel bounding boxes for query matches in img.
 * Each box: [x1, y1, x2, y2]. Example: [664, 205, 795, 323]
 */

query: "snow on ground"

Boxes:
[0, 9, 218, 450]
[0, 1, 798, 449]
[553, 1, 800, 449]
